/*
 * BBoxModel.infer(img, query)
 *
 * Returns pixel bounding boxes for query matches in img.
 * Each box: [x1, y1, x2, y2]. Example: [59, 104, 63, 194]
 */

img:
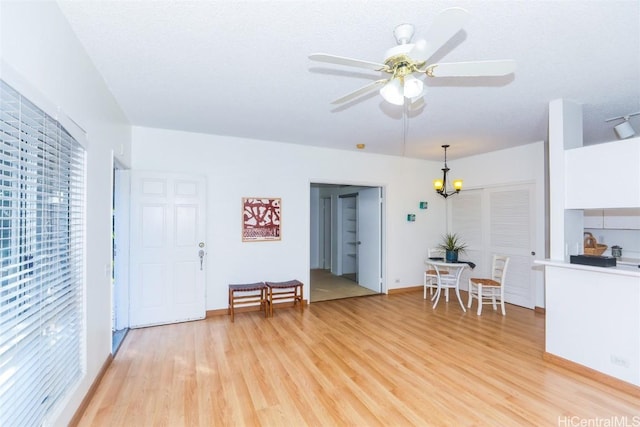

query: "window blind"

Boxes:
[0, 80, 85, 426]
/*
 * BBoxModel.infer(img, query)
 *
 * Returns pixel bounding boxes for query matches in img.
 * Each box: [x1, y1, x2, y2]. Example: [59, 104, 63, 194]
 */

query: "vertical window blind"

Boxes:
[0, 80, 85, 426]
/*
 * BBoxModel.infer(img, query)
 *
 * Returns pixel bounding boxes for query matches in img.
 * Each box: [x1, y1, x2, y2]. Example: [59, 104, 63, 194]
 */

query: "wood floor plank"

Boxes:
[78, 291, 640, 426]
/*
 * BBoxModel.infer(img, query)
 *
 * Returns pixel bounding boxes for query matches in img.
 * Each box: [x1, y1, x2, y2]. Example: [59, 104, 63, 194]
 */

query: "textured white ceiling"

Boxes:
[57, 0, 640, 160]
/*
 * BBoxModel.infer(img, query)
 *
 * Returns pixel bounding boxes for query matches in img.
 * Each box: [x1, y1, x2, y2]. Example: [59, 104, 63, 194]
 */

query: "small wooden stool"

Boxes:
[265, 280, 304, 317]
[228, 282, 267, 322]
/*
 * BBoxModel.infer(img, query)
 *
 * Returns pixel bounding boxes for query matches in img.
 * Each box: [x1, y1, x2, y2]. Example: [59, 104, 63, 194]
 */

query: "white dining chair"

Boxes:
[424, 248, 447, 300]
[467, 255, 510, 315]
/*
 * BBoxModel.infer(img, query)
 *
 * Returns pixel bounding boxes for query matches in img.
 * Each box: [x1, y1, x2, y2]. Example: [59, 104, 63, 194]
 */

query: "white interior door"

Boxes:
[322, 197, 331, 269]
[129, 171, 206, 328]
[113, 168, 130, 331]
[357, 187, 382, 292]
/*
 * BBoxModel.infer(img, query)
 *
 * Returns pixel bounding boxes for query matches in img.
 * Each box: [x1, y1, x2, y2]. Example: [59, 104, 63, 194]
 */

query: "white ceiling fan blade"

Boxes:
[310, 53, 389, 71]
[426, 60, 517, 77]
[410, 7, 470, 61]
[331, 79, 389, 104]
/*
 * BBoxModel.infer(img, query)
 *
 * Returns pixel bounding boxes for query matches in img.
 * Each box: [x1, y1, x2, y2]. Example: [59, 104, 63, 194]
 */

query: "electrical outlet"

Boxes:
[610, 355, 630, 368]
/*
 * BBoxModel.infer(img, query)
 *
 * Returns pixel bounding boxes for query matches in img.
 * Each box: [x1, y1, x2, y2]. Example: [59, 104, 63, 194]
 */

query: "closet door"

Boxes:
[340, 195, 357, 278]
[450, 189, 484, 287]
[487, 185, 536, 309]
[451, 184, 536, 309]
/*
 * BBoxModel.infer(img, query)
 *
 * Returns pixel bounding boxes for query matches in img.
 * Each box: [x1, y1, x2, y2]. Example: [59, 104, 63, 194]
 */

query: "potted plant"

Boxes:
[437, 232, 467, 263]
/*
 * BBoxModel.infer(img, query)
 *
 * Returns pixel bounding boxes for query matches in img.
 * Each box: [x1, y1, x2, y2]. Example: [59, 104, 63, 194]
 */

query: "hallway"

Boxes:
[310, 269, 379, 302]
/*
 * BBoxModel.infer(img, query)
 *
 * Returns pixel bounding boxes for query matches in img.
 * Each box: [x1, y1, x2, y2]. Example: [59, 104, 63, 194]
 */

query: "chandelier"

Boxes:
[433, 144, 462, 198]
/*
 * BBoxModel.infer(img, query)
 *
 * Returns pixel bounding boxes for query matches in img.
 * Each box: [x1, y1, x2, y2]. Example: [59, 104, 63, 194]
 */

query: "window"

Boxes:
[0, 80, 85, 425]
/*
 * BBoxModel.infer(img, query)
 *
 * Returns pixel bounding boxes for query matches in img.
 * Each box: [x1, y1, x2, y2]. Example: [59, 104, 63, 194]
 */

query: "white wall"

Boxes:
[132, 126, 547, 309]
[548, 99, 584, 260]
[0, 2, 131, 425]
[131, 126, 449, 307]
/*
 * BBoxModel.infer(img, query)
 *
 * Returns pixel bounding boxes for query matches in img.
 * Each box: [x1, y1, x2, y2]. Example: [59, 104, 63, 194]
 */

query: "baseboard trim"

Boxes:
[534, 306, 546, 314]
[388, 285, 422, 294]
[543, 352, 640, 398]
[206, 300, 308, 318]
[206, 308, 228, 317]
[68, 353, 113, 427]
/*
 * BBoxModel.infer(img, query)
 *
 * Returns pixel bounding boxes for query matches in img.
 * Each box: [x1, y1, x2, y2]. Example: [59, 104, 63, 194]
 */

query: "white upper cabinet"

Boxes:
[584, 208, 640, 230]
[565, 138, 640, 209]
[602, 208, 640, 230]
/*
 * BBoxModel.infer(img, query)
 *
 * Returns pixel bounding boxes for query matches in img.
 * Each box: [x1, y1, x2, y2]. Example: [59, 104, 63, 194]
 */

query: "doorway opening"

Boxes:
[310, 183, 384, 302]
[111, 163, 130, 354]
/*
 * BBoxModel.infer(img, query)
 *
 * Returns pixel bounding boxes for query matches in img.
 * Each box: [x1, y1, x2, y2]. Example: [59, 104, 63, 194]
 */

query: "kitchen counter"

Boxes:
[535, 258, 640, 277]
[617, 257, 640, 268]
[536, 259, 640, 387]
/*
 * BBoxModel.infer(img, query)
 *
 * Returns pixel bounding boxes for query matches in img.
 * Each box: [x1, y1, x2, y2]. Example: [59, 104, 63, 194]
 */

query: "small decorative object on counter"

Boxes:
[570, 255, 617, 267]
[584, 232, 607, 256]
[611, 245, 622, 258]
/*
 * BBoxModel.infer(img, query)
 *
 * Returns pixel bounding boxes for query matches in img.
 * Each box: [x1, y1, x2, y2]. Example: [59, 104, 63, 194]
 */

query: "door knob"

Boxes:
[198, 249, 205, 270]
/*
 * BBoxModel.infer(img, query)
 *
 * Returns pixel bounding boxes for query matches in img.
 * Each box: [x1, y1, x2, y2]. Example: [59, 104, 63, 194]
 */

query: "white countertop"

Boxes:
[617, 257, 640, 267]
[535, 258, 640, 277]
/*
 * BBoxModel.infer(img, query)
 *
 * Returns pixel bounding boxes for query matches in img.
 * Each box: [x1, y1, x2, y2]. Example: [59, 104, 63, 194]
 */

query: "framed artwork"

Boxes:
[242, 197, 281, 242]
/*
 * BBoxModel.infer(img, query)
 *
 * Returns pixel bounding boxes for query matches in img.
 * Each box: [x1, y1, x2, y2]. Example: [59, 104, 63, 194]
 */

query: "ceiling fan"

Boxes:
[309, 7, 516, 106]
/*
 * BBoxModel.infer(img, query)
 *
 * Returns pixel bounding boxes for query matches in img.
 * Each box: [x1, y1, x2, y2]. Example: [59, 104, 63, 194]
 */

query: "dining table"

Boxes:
[424, 259, 470, 312]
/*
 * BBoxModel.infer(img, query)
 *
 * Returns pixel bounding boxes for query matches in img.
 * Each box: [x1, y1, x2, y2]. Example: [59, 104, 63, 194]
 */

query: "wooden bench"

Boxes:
[265, 280, 304, 317]
[228, 282, 267, 322]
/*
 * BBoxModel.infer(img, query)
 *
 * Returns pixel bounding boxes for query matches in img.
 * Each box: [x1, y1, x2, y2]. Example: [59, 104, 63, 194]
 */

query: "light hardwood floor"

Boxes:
[78, 291, 640, 426]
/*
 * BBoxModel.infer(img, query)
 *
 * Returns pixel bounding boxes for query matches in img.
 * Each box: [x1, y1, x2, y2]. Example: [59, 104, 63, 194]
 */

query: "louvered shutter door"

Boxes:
[489, 187, 535, 308]
[451, 184, 536, 308]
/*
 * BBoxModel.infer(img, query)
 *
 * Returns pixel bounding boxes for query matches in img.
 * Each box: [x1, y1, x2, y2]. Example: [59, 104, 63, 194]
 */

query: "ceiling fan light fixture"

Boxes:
[403, 75, 424, 98]
[380, 79, 404, 105]
[310, 7, 516, 107]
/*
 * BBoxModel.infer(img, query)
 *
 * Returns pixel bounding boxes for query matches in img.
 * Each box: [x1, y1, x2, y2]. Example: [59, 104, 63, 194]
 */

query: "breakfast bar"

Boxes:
[535, 259, 640, 388]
